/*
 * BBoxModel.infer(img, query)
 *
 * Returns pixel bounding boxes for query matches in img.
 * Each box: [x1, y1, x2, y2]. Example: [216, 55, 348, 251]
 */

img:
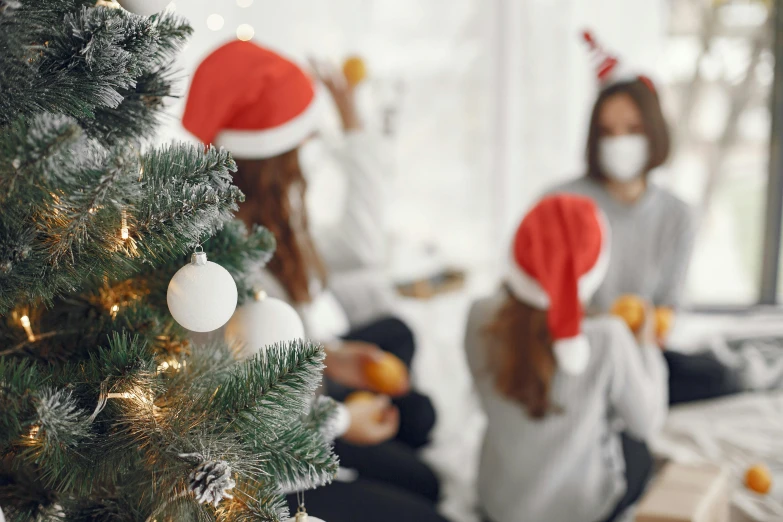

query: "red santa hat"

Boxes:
[582, 30, 656, 93]
[506, 194, 611, 375]
[182, 40, 323, 159]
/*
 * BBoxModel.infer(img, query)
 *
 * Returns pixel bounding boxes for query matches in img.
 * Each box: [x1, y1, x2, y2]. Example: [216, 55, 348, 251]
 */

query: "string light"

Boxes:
[28, 425, 40, 439]
[107, 392, 134, 399]
[110, 304, 120, 318]
[121, 210, 129, 240]
[157, 358, 182, 373]
[106, 389, 153, 406]
[20, 315, 35, 342]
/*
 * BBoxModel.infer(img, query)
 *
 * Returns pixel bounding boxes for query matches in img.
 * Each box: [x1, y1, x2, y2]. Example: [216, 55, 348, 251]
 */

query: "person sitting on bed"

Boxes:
[182, 41, 443, 521]
[465, 194, 668, 522]
[549, 31, 742, 405]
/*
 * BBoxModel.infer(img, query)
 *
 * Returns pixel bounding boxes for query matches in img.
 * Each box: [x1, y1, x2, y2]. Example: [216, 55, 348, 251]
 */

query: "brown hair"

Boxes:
[585, 79, 670, 181]
[232, 150, 327, 304]
[484, 292, 558, 419]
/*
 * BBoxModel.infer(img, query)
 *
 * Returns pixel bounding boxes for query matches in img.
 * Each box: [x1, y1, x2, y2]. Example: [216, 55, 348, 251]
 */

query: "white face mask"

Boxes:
[598, 134, 649, 182]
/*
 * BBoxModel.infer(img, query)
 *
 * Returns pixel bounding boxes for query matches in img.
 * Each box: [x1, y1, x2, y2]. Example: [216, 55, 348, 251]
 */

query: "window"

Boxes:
[660, 0, 775, 306]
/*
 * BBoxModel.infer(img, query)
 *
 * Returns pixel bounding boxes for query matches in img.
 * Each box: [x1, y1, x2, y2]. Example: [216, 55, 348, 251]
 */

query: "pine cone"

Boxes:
[187, 460, 236, 508]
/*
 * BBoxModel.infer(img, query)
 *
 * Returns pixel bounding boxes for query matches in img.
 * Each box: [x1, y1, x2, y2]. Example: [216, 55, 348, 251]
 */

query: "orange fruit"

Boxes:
[655, 307, 674, 339]
[611, 295, 646, 332]
[745, 464, 772, 494]
[345, 391, 377, 405]
[364, 353, 408, 396]
[344, 391, 386, 422]
[342, 56, 367, 86]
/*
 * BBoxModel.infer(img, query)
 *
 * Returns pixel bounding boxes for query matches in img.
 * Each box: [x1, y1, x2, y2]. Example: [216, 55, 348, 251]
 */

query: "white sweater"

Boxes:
[251, 129, 391, 343]
[465, 291, 668, 522]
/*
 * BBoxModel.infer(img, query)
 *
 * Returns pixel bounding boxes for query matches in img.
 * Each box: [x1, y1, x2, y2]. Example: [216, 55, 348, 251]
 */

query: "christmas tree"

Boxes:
[0, 1, 337, 520]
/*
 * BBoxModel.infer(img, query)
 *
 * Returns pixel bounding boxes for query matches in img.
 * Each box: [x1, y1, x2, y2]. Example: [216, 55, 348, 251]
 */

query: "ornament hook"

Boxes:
[294, 491, 308, 521]
[191, 244, 207, 266]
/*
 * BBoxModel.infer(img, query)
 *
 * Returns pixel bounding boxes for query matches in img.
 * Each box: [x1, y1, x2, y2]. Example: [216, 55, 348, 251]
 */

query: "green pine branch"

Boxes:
[1, 2, 337, 520]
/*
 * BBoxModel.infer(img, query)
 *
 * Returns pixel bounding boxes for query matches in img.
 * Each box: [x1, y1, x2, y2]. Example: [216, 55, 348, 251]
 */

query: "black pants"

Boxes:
[665, 350, 742, 405]
[287, 479, 449, 522]
[293, 317, 442, 519]
[601, 434, 654, 522]
[330, 317, 439, 500]
[336, 316, 437, 450]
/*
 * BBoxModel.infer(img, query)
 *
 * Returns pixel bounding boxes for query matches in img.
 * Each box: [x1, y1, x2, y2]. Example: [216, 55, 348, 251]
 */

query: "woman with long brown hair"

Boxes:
[183, 41, 443, 521]
[465, 194, 667, 522]
[551, 32, 742, 404]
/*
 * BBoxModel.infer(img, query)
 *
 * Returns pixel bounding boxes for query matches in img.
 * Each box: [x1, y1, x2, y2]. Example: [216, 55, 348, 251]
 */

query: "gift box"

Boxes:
[635, 463, 730, 522]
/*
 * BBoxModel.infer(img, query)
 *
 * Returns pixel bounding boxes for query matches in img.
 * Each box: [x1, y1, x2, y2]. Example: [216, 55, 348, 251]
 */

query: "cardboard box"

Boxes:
[635, 463, 730, 522]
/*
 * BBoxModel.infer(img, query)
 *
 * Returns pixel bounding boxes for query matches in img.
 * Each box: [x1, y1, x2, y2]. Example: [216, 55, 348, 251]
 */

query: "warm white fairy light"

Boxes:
[157, 359, 181, 373]
[121, 210, 129, 240]
[236, 24, 254, 41]
[106, 388, 153, 406]
[20, 315, 35, 342]
[28, 425, 40, 439]
[110, 304, 120, 318]
[107, 392, 134, 399]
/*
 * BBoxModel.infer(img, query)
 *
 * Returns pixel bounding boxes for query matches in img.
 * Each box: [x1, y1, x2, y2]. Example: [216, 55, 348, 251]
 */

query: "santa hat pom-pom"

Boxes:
[553, 335, 591, 375]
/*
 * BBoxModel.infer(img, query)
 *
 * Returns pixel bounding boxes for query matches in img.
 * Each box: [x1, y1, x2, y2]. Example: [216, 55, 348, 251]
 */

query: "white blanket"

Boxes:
[652, 392, 783, 522]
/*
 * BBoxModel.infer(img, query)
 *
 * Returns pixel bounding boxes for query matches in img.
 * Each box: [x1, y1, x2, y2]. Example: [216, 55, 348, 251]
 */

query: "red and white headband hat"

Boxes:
[506, 194, 611, 375]
[582, 30, 656, 93]
[182, 40, 323, 159]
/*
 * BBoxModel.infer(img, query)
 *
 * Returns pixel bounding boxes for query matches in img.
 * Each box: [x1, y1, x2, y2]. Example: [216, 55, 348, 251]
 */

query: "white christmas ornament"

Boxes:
[167, 249, 237, 333]
[118, 0, 172, 16]
[225, 291, 304, 358]
[294, 510, 325, 522]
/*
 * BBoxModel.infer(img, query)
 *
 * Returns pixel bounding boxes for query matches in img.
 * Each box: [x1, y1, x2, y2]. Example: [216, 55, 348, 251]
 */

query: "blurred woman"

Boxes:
[551, 33, 741, 404]
[183, 40, 442, 521]
[465, 194, 668, 522]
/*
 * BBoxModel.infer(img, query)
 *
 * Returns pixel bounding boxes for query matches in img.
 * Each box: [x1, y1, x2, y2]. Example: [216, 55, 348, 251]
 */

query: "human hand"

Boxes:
[341, 395, 400, 446]
[308, 57, 362, 131]
[324, 341, 386, 390]
[635, 302, 657, 347]
[654, 307, 674, 348]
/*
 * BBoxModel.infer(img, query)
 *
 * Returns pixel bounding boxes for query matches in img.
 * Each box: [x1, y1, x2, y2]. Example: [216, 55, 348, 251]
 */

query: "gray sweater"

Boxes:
[551, 177, 696, 311]
[465, 292, 668, 522]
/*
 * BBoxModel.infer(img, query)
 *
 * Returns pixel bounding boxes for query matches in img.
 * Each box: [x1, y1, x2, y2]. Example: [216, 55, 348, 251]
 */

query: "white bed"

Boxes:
[652, 391, 783, 522]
